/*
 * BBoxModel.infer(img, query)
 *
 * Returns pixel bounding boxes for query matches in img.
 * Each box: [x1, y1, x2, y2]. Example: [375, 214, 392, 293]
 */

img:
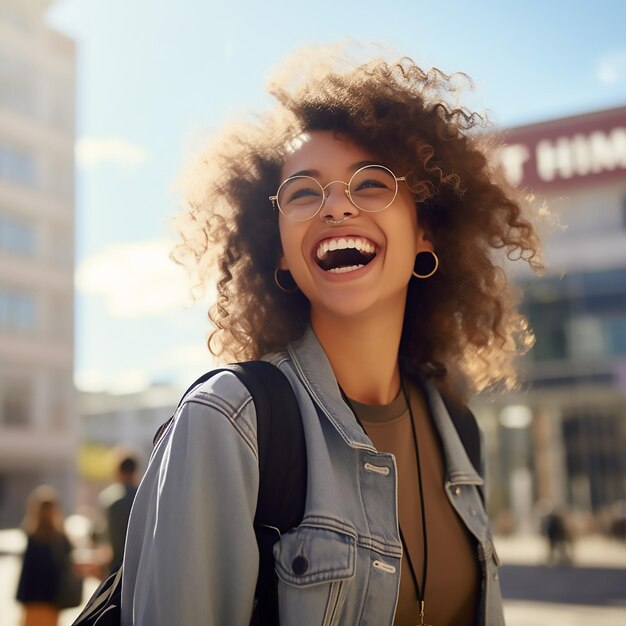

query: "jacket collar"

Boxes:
[287, 326, 376, 451]
[288, 326, 484, 486]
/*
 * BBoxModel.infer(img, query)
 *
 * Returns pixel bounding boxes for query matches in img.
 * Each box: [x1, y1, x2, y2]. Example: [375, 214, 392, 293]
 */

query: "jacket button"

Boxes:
[469, 507, 477, 516]
[453, 486, 461, 496]
[292, 555, 309, 575]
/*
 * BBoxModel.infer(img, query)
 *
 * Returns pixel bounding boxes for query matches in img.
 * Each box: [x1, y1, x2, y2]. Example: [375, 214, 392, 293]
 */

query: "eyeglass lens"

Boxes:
[276, 165, 398, 221]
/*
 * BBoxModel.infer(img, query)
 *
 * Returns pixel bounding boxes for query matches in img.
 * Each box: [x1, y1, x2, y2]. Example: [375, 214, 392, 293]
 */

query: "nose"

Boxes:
[319, 181, 359, 222]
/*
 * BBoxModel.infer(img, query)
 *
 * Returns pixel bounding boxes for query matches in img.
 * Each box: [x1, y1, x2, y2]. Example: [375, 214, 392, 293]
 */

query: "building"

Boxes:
[78, 384, 180, 508]
[477, 106, 626, 531]
[0, 0, 76, 526]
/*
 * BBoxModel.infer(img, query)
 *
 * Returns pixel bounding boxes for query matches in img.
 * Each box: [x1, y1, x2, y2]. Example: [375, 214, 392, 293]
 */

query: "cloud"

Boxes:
[76, 137, 148, 169]
[75, 239, 195, 318]
[596, 51, 626, 85]
[75, 368, 150, 394]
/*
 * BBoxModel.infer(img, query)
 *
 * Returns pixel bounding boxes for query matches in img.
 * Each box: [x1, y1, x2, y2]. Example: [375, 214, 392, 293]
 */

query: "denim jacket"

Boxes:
[121, 327, 505, 626]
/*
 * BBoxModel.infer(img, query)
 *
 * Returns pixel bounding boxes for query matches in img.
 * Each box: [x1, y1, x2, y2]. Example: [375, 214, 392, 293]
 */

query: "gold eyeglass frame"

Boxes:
[269, 164, 406, 222]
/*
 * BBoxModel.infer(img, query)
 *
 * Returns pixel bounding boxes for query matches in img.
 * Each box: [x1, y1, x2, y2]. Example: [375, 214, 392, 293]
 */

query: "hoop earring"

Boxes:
[412, 251, 439, 279]
[274, 268, 299, 293]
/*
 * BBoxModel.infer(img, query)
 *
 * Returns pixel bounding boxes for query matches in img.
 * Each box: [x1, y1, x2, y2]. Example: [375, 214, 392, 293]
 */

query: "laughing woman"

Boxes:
[121, 49, 541, 626]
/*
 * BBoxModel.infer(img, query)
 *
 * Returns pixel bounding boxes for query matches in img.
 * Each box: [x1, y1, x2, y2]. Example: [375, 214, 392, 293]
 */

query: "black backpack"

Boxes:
[72, 362, 481, 626]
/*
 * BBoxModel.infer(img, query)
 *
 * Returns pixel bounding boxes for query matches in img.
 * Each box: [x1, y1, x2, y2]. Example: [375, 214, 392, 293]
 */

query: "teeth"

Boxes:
[328, 264, 364, 273]
[316, 237, 376, 260]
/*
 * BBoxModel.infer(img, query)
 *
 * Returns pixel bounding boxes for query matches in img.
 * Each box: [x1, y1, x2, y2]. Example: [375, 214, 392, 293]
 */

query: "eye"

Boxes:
[288, 186, 322, 201]
[353, 177, 391, 192]
[350, 166, 397, 196]
[278, 177, 323, 207]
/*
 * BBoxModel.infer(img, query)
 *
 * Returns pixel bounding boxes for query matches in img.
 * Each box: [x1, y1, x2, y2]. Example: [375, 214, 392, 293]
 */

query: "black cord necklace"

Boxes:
[399, 377, 430, 626]
[342, 379, 431, 626]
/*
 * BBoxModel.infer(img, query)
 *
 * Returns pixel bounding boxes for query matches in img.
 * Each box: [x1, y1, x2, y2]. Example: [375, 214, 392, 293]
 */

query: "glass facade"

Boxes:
[0, 289, 36, 332]
[524, 267, 626, 366]
[562, 410, 625, 511]
[0, 213, 36, 256]
[0, 143, 36, 186]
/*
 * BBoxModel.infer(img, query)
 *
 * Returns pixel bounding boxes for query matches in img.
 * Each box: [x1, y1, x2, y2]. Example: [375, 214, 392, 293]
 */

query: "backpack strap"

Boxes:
[440, 394, 482, 477]
[155, 361, 307, 528]
[155, 361, 307, 626]
[235, 362, 306, 626]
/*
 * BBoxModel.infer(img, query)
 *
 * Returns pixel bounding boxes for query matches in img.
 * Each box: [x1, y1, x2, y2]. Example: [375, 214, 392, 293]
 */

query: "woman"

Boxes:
[121, 49, 541, 626]
[16, 486, 74, 626]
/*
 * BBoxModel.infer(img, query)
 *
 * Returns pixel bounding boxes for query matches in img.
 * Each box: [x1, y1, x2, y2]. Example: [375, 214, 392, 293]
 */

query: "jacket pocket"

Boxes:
[274, 526, 356, 626]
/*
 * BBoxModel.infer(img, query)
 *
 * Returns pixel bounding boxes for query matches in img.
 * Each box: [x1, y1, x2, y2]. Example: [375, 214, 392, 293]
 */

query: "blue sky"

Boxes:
[46, 0, 626, 392]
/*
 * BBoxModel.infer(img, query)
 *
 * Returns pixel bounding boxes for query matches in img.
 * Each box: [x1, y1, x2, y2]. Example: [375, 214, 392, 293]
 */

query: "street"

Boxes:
[1, 531, 625, 625]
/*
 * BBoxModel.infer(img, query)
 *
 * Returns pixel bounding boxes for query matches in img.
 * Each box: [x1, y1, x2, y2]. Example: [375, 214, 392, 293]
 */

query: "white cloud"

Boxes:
[75, 239, 195, 318]
[596, 51, 626, 85]
[76, 137, 148, 169]
[74, 368, 150, 394]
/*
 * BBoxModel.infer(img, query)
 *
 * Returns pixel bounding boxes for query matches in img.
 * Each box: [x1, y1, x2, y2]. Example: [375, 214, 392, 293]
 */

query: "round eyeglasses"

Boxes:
[269, 164, 406, 222]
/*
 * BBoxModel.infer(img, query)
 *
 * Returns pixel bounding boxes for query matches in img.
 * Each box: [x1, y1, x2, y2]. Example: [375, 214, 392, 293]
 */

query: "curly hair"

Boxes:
[173, 49, 543, 396]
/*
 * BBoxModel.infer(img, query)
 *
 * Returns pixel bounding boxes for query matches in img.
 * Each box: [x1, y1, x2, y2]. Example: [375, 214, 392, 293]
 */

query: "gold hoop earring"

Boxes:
[412, 251, 439, 279]
[274, 268, 299, 293]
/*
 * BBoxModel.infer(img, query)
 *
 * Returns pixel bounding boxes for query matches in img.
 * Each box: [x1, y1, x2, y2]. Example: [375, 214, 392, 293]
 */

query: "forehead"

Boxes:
[281, 130, 376, 178]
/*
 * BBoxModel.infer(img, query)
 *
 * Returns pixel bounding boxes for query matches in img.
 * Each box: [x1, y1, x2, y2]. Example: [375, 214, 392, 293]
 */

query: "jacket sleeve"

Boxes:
[121, 374, 260, 626]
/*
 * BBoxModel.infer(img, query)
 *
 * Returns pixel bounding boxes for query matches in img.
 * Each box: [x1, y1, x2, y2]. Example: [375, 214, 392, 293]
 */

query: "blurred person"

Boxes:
[609, 500, 626, 541]
[542, 505, 573, 566]
[94, 451, 140, 572]
[16, 485, 81, 626]
[120, 45, 542, 626]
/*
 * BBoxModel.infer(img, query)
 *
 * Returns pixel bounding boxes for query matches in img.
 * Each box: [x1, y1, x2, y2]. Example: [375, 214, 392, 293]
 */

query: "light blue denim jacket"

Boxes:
[121, 327, 505, 625]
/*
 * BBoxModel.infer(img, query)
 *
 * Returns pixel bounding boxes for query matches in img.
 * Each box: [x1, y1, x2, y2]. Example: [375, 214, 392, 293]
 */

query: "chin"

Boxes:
[311, 294, 384, 322]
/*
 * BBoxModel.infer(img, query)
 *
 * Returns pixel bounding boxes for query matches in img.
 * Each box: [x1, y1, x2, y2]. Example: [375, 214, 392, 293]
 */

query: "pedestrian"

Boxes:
[94, 451, 140, 572]
[543, 506, 573, 566]
[16, 485, 82, 626]
[121, 46, 542, 626]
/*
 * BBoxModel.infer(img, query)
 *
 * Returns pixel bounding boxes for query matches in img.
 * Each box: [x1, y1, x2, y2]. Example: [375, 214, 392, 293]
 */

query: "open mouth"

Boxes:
[315, 236, 378, 274]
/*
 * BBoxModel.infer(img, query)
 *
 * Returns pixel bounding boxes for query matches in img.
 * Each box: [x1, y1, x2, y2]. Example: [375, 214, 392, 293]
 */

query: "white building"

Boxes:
[0, 0, 76, 526]
[77, 384, 181, 508]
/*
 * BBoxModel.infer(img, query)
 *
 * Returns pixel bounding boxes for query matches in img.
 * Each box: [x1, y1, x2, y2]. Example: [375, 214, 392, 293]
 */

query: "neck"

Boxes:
[311, 308, 404, 405]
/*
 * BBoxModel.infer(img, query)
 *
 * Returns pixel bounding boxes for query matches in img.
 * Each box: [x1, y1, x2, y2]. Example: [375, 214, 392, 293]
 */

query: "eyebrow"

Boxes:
[286, 160, 382, 179]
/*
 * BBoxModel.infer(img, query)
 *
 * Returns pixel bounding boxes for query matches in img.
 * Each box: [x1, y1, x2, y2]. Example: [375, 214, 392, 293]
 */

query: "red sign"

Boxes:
[500, 106, 626, 190]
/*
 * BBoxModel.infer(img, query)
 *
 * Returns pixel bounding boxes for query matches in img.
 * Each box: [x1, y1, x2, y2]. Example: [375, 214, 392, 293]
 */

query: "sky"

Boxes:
[45, 0, 626, 393]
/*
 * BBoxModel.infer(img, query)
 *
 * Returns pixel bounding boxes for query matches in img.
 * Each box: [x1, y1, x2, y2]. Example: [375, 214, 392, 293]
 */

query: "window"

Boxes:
[0, 290, 36, 332]
[0, 378, 32, 427]
[0, 214, 36, 256]
[523, 268, 626, 362]
[0, 144, 37, 186]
